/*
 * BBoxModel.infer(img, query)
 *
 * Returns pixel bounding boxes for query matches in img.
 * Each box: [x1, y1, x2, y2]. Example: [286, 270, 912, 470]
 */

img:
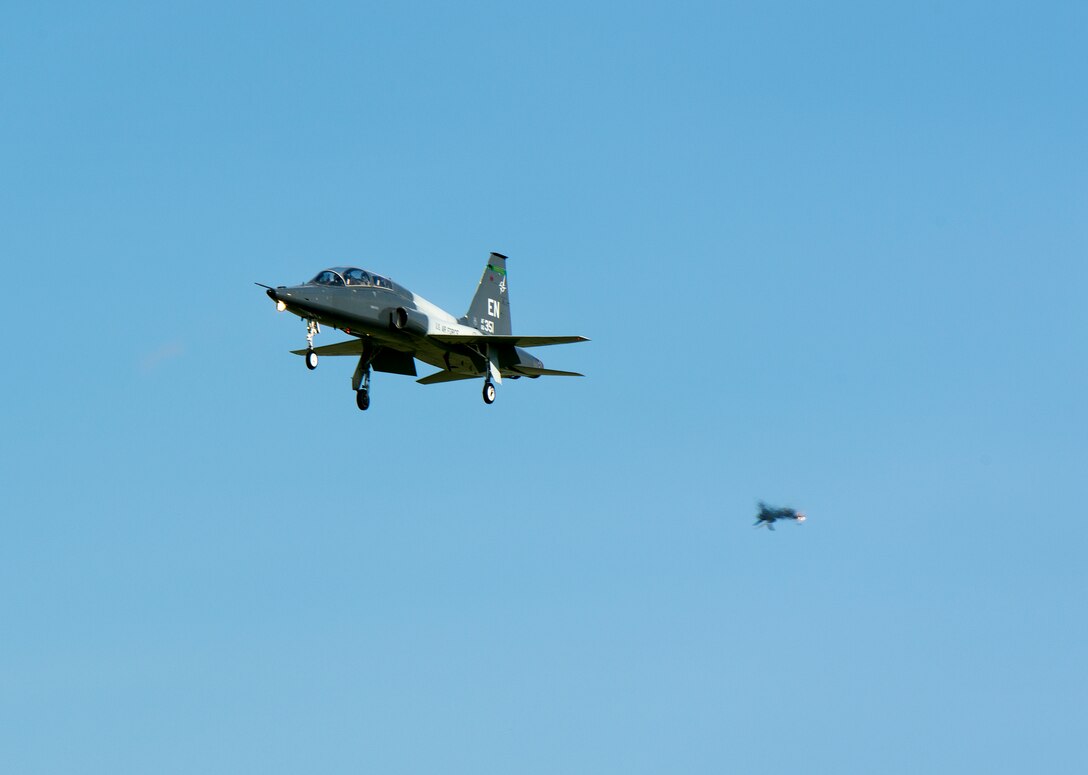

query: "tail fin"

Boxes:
[462, 252, 511, 336]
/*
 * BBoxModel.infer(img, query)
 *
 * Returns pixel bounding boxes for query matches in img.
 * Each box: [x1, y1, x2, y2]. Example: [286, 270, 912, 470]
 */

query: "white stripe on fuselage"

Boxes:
[410, 292, 482, 337]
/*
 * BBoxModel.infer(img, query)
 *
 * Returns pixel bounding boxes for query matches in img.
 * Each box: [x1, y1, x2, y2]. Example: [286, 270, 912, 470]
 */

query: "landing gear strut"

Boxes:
[304, 319, 320, 370]
[353, 342, 375, 412]
[482, 345, 499, 405]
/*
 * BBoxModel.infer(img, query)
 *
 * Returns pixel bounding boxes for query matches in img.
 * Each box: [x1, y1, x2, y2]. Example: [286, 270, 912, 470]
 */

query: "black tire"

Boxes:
[356, 389, 370, 411]
[305, 350, 318, 370]
[483, 383, 496, 404]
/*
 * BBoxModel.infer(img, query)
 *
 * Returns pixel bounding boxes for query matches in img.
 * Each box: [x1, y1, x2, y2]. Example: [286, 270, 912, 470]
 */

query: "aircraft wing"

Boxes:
[419, 365, 582, 384]
[430, 335, 589, 348]
[512, 366, 584, 377]
[417, 370, 480, 385]
[292, 340, 416, 376]
[291, 340, 367, 357]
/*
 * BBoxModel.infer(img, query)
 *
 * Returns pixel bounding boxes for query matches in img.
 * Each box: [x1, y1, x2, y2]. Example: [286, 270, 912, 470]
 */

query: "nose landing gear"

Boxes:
[304, 319, 320, 370]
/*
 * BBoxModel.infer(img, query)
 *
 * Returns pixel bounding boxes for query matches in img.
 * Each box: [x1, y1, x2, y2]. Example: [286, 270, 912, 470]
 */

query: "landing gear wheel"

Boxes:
[305, 349, 318, 370]
[356, 389, 370, 411]
[483, 382, 496, 404]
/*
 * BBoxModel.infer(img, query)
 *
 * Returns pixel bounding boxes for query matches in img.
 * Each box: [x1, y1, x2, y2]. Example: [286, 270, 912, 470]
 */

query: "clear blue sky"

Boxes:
[2, 2, 1085, 772]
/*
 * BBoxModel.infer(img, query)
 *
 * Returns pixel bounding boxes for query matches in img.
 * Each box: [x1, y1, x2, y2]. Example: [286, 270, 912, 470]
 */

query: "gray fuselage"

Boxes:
[266, 266, 542, 377]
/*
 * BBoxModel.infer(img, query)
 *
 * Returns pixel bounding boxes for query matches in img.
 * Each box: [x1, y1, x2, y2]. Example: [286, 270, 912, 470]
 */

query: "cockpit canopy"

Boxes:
[344, 268, 371, 286]
[308, 267, 393, 289]
[310, 269, 345, 286]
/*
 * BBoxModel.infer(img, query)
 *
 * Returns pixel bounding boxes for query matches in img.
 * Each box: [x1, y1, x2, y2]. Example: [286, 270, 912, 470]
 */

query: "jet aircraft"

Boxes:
[258, 252, 587, 410]
[754, 502, 807, 531]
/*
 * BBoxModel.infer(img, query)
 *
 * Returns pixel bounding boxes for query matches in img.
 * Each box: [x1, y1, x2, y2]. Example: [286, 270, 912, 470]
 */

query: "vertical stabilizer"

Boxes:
[462, 252, 512, 336]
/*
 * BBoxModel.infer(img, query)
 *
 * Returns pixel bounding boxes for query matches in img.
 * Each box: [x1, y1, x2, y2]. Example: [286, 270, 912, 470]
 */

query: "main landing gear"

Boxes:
[481, 345, 499, 405]
[352, 342, 375, 412]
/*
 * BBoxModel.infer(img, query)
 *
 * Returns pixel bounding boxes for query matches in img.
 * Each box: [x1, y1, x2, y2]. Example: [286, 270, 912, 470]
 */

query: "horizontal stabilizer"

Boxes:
[513, 366, 584, 378]
[417, 370, 480, 385]
[431, 334, 588, 348]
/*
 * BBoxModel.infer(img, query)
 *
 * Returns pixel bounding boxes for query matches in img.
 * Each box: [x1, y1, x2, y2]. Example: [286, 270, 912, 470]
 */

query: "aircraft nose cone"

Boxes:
[266, 286, 292, 311]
